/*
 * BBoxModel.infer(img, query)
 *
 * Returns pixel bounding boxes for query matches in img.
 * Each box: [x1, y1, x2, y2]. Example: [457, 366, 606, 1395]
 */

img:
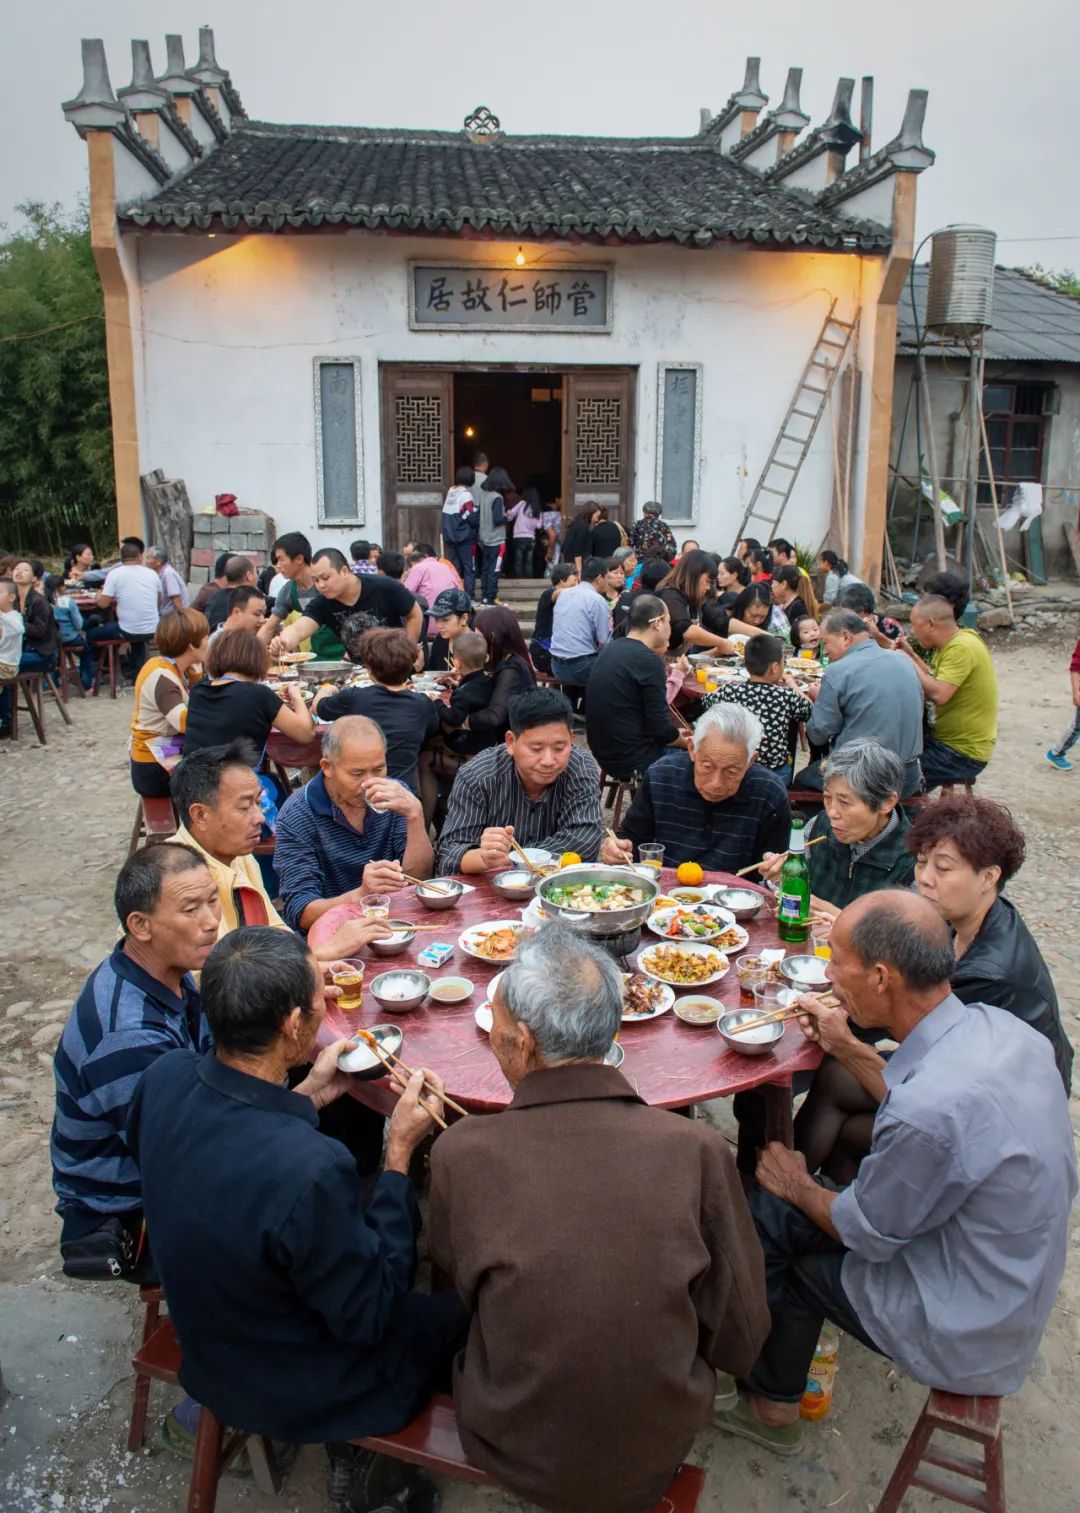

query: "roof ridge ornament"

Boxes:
[464, 105, 502, 143]
[157, 33, 197, 95]
[118, 40, 169, 110]
[62, 38, 128, 131]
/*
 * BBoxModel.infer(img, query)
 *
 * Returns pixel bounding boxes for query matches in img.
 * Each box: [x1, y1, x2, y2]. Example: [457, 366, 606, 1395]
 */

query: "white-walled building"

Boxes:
[63, 32, 934, 582]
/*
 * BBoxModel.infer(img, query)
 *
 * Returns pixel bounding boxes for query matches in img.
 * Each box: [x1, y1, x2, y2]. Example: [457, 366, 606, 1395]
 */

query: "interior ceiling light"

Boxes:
[515, 247, 526, 266]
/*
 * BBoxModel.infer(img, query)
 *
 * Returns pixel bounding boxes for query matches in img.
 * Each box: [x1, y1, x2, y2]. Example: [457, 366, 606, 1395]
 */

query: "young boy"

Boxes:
[440, 631, 494, 756]
[703, 633, 811, 785]
[1046, 637, 1080, 771]
[0, 577, 26, 735]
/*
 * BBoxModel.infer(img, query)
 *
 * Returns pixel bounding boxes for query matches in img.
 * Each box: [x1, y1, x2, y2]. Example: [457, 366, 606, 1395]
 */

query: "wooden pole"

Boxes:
[976, 348, 1015, 625]
[915, 349, 948, 570]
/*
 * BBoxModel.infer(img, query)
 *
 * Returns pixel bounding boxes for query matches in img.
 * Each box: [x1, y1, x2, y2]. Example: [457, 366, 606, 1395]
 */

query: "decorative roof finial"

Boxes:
[62, 38, 127, 130]
[189, 26, 228, 86]
[118, 40, 168, 109]
[819, 77, 861, 153]
[774, 67, 810, 129]
[157, 33, 197, 95]
[464, 105, 502, 143]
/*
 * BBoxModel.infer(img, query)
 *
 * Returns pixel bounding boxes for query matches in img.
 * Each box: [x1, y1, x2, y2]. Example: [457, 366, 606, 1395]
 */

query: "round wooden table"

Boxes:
[319, 867, 821, 1141]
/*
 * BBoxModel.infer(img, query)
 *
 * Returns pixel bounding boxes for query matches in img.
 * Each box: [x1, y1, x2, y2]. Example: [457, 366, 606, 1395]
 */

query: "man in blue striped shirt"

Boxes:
[601, 704, 790, 877]
[274, 716, 434, 932]
[51, 844, 221, 1274]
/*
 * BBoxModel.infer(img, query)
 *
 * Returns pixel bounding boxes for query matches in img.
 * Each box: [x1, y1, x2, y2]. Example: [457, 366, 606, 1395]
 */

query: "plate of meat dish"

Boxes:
[620, 973, 675, 1022]
[635, 942, 730, 988]
[457, 922, 526, 963]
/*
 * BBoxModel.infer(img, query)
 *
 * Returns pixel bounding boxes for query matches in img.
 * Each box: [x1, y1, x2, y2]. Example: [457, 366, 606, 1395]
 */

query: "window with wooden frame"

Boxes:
[980, 381, 1048, 502]
[314, 357, 364, 523]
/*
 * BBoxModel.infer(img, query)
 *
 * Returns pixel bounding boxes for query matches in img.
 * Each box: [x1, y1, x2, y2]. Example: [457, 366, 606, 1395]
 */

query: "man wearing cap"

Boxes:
[628, 502, 676, 564]
[427, 588, 475, 672]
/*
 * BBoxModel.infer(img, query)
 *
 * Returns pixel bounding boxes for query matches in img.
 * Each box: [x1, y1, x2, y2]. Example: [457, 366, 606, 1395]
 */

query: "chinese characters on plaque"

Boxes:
[410, 264, 611, 332]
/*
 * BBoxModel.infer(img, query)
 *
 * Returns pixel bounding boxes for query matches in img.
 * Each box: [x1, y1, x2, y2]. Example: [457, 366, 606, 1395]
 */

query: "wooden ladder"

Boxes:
[734, 299, 860, 545]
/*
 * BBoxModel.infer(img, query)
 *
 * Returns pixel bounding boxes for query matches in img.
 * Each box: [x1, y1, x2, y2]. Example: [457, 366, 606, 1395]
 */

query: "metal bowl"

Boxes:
[414, 877, 464, 911]
[368, 921, 417, 957]
[336, 1023, 403, 1080]
[711, 886, 768, 922]
[778, 954, 831, 991]
[536, 864, 660, 939]
[369, 969, 431, 1013]
[298, 659, 353, 682]
[491, 869, 539, 902]
[718, 1008, 785, 1057]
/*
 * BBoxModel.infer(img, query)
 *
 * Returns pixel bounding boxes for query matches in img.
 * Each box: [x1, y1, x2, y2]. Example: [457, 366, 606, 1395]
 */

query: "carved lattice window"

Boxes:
[574, 396, 621, 485]
[394, 395, 444, 485]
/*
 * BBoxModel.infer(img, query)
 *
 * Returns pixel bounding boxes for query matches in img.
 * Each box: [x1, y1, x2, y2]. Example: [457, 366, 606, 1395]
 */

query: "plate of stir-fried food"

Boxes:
[647, 905, 748, 952]
[543, 880, 649, 913]
[458, 921, 526, 962]
[635, 942, 729, 987]
[620, 973, 675, 1022]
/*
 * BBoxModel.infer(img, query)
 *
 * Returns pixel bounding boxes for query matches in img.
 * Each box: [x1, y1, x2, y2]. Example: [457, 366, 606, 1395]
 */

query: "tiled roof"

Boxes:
[118, 119, 892, 250]
[898, 266, 1080, 364]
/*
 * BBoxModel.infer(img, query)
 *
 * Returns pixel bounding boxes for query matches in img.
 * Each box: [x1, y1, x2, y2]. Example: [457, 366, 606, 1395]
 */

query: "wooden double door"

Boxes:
[379, 364, 635, 550]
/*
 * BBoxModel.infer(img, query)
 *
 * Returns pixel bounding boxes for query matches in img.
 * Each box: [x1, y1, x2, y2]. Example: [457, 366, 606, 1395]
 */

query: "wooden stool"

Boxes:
[598, 770, 637, 828]
[1, 672, 47, 744]
[353, 1393, 706, 1510]
[128, 1317, 283, 1512]
[876, 1390, 1005, 1513]
[128, 796, 179, 855]
[60, 644, 88, 699]
[127, 1285, 165, 1452]
[43, 669, 73, 726]
[91, 638, 129, 698]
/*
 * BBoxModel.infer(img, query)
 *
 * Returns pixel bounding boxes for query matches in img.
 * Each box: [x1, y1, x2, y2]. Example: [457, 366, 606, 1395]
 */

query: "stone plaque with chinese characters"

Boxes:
[409, 263, 612, 333]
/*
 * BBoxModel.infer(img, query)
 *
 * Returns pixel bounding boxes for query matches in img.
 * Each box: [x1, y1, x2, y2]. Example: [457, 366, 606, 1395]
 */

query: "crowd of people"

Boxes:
[15, 489, 1080, 1512]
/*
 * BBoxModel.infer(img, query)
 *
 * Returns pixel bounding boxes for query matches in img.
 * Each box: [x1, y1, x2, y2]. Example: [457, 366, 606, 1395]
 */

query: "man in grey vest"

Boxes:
[473, 458, 511, 606]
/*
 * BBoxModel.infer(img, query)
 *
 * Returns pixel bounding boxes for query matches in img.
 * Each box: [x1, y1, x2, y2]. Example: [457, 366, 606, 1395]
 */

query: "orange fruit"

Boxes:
[559, 851, 582, 868]
[677, 861, 704, 886]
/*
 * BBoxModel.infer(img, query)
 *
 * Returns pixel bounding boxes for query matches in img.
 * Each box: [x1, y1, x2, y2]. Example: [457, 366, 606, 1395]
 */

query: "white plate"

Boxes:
[521, 848, 554, 866]
[620, 973, 675, 1022]
[635, 942, 731, 989]
[457, 921, 525, 964]
[646, 904, 738, 943]
[474, 1004, 494, 1033]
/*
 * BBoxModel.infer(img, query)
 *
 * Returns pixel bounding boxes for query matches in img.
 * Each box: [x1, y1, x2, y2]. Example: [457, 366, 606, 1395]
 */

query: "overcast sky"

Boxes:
[4, 0, 1078, 273]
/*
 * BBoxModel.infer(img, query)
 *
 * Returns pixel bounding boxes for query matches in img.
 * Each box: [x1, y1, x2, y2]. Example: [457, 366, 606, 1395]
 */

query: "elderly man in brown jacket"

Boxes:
[429, 925, 769, 1513]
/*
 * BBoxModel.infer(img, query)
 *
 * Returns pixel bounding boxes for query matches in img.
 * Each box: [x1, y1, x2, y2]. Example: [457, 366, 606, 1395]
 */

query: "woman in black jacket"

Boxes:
[794, 793, 1072, 1182]
[470, 607, 537, 744]
[12, 559, 61, 671]
[562, 505, 601, 572]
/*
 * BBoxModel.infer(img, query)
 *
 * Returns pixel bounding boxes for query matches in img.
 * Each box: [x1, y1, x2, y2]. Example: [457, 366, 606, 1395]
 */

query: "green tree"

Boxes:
[1020, 264, 1080, 299]
[0, 200, 114, 556]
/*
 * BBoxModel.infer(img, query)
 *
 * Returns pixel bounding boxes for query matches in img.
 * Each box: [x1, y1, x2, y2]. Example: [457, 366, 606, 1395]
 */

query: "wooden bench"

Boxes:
[91, 637, 129, 698]
[352, 1393, 707, 1510]
[876, 1390, 1005, 1512]
[128, 796, 179, 855]
[0, 671, 47, 744]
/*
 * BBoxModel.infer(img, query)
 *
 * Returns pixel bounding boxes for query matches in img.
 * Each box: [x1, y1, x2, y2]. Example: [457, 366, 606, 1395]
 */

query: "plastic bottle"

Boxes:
[800, 1324, 840, 1420]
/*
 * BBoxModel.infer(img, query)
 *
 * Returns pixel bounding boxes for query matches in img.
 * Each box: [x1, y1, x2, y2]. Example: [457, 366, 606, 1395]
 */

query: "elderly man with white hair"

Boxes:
[429, 925, 769, 1513]
[600, 703, 791, 876]
[144, 544, 190, 613]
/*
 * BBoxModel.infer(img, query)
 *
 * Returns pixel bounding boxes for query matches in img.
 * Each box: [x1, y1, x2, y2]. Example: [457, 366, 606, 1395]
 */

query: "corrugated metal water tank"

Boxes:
[925, 225, 996, 334]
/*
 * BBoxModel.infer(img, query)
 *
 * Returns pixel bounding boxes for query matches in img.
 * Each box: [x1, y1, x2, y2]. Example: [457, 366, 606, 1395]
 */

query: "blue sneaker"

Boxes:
[1046, 749, 1073, 771]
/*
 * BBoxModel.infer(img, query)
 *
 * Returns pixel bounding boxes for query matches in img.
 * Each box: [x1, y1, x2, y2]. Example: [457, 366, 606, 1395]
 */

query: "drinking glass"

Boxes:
[705, 678, 719, 693]
[362, 894, 391, 921]
[812, 932, 832, 961]
[751, 980, 792, 1018]
[695, 666, 709, 686]
[735, 953, 770, 1003]
[638, 843, 665, 872]
[330, 959, 365, 1028]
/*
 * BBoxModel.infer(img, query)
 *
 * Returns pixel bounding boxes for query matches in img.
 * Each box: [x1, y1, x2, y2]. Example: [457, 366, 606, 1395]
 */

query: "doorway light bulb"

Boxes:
[515, 247, 526, 267]
[464, 425, 476, 439]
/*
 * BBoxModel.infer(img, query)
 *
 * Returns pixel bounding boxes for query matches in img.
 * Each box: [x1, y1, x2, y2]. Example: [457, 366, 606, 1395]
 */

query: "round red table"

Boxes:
[318, 867, 821, 1140]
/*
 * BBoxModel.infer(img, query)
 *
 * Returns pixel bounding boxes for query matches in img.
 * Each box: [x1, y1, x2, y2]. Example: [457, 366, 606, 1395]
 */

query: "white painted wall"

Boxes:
[127, 230, 876, 559]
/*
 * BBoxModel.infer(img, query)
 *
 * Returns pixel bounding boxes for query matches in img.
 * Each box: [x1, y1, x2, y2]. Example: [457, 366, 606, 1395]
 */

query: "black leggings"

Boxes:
[130, 759, 173, 799]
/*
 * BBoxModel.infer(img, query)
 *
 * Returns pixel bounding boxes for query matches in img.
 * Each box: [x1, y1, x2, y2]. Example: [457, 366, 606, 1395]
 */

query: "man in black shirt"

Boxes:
[268, 548, 422, 661]
[585, 595, 687, 780]
[205, 555, 260, 632]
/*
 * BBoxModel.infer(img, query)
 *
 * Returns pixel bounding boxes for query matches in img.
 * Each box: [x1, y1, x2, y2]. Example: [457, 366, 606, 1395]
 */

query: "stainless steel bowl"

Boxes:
[718, 1008, 785, 1057]
[778, 954, 831, 991]
[711, 886, 768, 922]
[414, 877, 464, 911]
[491, 869, 539, 902]
[369, 969, 431, 1013]
[298, 659, 353, 682]
[336, 1023, 403, 1080]
[536, 864, 660, 939]
[368, 921, 417, 957]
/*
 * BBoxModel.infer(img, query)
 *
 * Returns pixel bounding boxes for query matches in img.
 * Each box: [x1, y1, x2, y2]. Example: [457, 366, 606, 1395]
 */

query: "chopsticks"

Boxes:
[734, 835, 826, 878]
[401, 873, 456, 896]
[726, 1005, 803, 1035]
[358, 1031, 470, 1127]
[508, 836, 544, 877]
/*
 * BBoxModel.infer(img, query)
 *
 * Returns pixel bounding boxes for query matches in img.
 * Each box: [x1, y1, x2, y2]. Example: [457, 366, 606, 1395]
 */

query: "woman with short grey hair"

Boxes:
[759, 738, 914, 918]
[496, 926, 622, 1072]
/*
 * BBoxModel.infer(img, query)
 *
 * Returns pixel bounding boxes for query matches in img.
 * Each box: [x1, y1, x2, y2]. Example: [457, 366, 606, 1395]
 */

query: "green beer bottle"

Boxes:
[777, 821, 811, 944]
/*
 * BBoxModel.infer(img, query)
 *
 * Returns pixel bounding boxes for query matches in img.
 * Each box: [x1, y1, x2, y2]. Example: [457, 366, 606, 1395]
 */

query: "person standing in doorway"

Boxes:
[475, 466, 512, 606]
[506, 487, 542, 579]
[590, 506, 625, 560]
[442, 466, 479, 597]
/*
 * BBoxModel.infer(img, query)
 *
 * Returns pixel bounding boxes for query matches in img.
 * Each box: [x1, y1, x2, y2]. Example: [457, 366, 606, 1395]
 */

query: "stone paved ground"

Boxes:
[1, 626, 1079, 1512]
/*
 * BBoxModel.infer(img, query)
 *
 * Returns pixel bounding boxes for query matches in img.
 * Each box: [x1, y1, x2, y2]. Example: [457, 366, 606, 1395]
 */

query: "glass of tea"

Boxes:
[361, 894, 391, 921]
[735, 953, 770, 1003]
[330, 959, 365, 1027]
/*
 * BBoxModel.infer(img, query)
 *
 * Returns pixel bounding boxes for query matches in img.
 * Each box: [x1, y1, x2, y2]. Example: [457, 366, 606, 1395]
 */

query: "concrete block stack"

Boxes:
[188, 509, 277, 584]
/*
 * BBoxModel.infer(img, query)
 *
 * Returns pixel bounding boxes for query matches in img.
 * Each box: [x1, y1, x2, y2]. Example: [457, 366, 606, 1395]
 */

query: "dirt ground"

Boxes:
[2, 621, 1079, 1513]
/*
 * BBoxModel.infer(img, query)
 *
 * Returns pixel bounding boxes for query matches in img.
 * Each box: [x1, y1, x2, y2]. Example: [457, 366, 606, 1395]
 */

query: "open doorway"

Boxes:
[453, 371, 563, 577]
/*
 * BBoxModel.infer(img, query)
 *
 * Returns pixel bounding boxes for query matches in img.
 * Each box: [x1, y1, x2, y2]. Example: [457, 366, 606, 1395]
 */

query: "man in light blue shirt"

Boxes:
[550, 558, 612, 686]
[716, 889, 1076, 1456]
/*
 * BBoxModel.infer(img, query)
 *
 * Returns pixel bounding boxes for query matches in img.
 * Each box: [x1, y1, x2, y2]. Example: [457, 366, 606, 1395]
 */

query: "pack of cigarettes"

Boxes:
[418, 942, 454, 968]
